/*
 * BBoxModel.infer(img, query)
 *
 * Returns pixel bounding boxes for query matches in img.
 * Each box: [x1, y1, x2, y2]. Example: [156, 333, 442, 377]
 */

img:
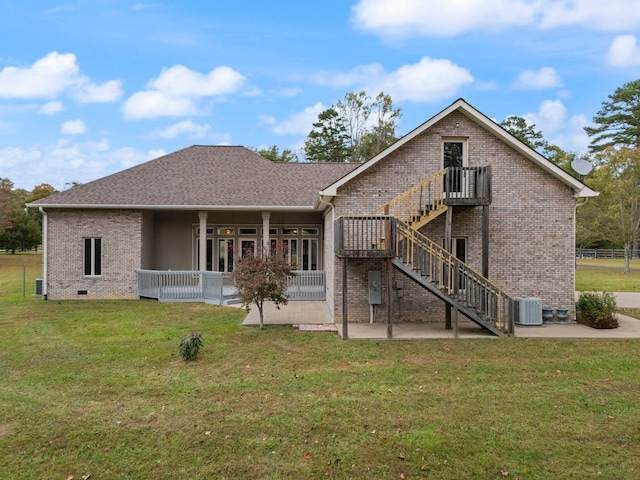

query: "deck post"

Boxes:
[482, 205, 489, 278]
[342, 257, 348, 340]
[387, 258, 393, 339]
[453, 306, 459, 338]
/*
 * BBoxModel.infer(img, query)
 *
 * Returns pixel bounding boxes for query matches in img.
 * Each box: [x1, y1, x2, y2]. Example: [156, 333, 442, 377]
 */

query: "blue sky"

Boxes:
[1, 0, 640, 191]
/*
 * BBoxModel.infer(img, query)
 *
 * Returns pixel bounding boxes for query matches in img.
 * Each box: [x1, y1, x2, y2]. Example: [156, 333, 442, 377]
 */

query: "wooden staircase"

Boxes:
[376, 169, 448, 230]
[336, 166, 512, 336]
[393, 220, 513, 336]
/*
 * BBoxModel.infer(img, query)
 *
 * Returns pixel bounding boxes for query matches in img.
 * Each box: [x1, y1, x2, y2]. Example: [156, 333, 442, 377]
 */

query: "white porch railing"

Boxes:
[136, 270, 325, 303]
[286, 271, 325, 300]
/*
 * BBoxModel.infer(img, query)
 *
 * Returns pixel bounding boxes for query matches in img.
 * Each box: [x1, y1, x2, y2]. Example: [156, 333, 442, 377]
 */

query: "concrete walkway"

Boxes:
[240, 293, 640, 339]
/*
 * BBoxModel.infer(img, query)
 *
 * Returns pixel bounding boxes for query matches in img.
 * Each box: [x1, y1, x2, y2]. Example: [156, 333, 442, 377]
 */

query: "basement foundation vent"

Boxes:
[514, 297, 542, 326]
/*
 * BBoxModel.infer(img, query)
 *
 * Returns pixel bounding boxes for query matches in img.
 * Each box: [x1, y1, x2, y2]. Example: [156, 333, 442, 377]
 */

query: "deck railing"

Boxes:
[444, 166, 492, 205]
[286, 271, 326, 300]
[334, 216, 395, 258]
[136, 269, 325, 303]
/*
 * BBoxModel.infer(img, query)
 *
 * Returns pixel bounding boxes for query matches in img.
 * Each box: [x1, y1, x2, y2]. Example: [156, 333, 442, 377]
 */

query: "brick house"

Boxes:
[29, 99, 596, 336]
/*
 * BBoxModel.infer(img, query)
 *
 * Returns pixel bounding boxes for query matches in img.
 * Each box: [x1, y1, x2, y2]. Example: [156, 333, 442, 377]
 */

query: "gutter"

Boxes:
[26, 203, 318, 212]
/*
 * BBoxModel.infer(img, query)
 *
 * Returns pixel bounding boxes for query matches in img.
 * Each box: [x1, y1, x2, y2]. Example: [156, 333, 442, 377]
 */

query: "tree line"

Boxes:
[0, 180, 56, 253]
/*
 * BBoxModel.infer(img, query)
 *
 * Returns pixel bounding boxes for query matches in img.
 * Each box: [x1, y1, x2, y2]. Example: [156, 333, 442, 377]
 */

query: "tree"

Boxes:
[500, 115, 549, 152]
[232, 247, 295, 329]
[585, 79, 640, 152]
[581, 147, 640, 272]
[358, 92, 402, 161]
[304, 107, 351, 163]
[0, 208, 40, 253]
[0, 179, 48, 253]
[28, 183, 57, 201]
[0, 178, 12, 232]
[305, 91, 402, 163]
[254, 145, 299, 163]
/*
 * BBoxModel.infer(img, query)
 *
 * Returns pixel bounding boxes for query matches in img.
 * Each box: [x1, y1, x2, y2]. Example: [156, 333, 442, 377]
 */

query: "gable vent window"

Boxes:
[84, 238, 102, 276]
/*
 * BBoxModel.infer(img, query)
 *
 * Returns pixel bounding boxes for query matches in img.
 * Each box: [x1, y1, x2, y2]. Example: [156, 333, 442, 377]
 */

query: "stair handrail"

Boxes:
[394, 220, 515, 334]
[376, 169, 447, 224]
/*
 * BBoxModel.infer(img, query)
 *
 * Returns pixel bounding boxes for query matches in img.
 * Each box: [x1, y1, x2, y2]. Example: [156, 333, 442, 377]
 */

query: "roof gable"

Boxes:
[320, 99, 597, 199]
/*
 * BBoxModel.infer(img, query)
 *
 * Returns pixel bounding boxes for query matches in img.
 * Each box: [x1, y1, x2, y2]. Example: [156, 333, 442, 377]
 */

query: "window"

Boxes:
[84, 238, 102, 276]
[443, 138, 468, 195]
[443, 141, 464, 169]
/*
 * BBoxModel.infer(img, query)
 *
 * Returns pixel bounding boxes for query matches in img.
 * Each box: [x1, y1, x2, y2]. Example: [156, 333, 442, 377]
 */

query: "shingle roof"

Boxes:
[30, 146, 359, 209]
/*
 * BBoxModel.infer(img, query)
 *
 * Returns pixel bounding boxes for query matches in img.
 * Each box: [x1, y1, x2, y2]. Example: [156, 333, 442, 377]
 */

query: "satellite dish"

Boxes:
[571, 158, 593, 176]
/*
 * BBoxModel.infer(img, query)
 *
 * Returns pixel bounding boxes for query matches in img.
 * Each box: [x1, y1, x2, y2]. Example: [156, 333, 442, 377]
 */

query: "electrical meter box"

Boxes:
[368, 270, 382, 305]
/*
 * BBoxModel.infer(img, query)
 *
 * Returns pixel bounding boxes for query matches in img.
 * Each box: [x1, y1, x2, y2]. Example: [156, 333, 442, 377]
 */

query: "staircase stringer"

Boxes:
[393, 219, 514, 336]
[392, 259, 504, 336]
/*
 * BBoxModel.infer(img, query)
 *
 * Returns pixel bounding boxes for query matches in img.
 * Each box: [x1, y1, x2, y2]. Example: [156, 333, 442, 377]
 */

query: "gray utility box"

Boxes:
[368, 270, 382, 305]
[35, 278, 43, 296]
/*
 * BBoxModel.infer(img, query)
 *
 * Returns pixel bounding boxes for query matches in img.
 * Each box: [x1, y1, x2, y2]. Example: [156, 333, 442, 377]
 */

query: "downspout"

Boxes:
[39, 207, 48, 300]
[573, 197, 590, 309]
[316, 194, 336, 324]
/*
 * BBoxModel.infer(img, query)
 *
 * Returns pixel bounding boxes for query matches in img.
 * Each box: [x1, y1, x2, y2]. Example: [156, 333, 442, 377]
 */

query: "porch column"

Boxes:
[262, 211, 271, 255]
[198, 211, 208, 271]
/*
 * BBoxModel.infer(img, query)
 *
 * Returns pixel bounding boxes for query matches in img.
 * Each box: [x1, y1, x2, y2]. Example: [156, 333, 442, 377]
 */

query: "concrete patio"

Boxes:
[239, 295, 640, 339]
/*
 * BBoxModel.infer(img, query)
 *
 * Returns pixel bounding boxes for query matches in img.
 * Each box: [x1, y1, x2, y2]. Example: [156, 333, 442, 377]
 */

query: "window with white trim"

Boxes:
[84, 238, 102, 276]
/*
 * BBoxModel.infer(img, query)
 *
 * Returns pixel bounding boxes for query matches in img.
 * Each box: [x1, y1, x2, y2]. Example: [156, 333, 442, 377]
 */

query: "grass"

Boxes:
[2, 254, 640, 479]
[577, 258, 640, 292]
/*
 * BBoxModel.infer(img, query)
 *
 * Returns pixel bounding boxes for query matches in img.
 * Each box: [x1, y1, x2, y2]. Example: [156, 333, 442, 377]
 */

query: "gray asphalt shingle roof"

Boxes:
[30, 146, 359, 209]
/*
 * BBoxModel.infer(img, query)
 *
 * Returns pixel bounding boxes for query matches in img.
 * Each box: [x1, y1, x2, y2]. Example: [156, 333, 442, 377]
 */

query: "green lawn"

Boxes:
[2, 254, 640, 479]
[576, 258, 640, 292]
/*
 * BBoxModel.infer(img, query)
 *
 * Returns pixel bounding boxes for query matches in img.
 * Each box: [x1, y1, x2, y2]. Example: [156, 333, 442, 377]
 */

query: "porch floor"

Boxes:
[239, 301, 640, 339]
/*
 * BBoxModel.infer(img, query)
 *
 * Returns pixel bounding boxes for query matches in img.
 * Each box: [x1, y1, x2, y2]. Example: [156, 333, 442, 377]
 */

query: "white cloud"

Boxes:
[155, 120, 212, 139]
[260, 102, 325, 136]
[60, 119, 87, 135]
[521, 99, 589, 152]
[512, 67, 563, 90]
[148, 65, 244, 97]
[607, 35, 640, 67]
[524, 99, 567, 135]
[0, 51, 123, 105]
[123, 91, 197, 119]
[352, 0, 535, 39]
[377, 57, 473, 101]
[0, 52, 79, 99]
[71, 79, 123, 103]
[352, 0, 640, 40]
[541, 0, 640, 31]
[2, 139, 164, 190]
[311, 58, 473, 103]
[0, 146, 41, 168]
[123, 65, 246, 120]
[39, 101, 65, 115]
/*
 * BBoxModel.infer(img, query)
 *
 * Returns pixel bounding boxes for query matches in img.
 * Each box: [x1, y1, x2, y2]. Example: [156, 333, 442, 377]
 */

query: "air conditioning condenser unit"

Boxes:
[514, 297, 542, 326]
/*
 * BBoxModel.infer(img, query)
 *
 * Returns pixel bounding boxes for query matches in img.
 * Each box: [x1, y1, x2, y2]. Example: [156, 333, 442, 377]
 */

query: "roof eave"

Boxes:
[26, 203, 318, 211]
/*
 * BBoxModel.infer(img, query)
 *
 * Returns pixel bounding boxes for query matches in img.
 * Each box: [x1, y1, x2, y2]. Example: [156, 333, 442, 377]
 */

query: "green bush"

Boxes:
[178, 333, 203, 361]
[577, 292, 619, 329]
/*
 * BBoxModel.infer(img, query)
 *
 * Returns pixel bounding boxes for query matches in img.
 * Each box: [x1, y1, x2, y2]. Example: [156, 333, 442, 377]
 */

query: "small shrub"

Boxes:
[577, 292, 619, 329]
[179, 333, 203, 361]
